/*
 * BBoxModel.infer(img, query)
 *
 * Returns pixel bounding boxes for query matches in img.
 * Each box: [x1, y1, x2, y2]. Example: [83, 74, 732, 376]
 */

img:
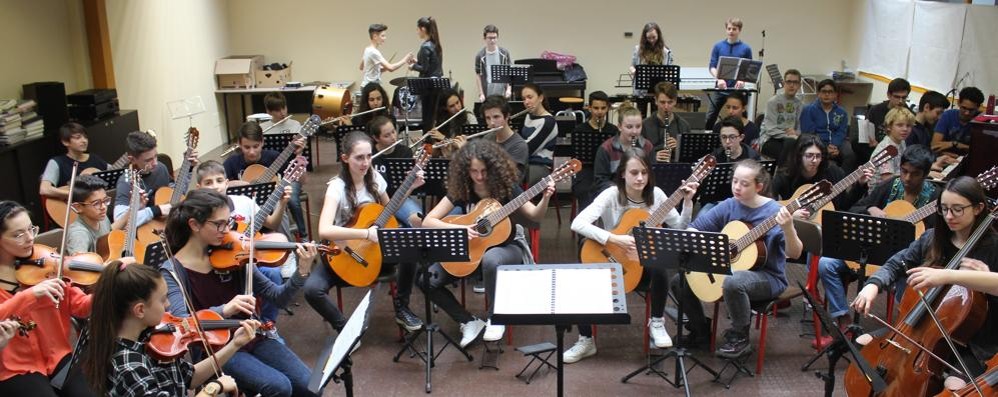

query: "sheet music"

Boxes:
[553, 268, 613, 314]
[494, 269, 553, 314]
[857, 116, 875, 143]
[319, 290, 372, 386]
[493, 268, 614, 315]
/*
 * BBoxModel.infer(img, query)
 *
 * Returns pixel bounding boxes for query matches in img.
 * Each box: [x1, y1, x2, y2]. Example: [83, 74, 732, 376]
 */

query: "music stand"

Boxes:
[765, 64, 784, 93]
[382, 228, 470, 393]
[677, 132, 720, 164]
[226, 182, 276, 207]
[93, 168, 126, 188]
[308, 288, 378, 397]
[798, 281, 886, 397]
[333, 125, 367, 161]
[622, 227, 727, 397]
[716, 57, 763, 84]
[821, 210, 914, 324]
[652, 163, 694, 197]
[461, 124, 487, 135]
[491, 263, 630, 397]
[571, 131, 613, 166]
[382, 158, 449, 198]
[635, 65, 681, 93]
[491, 64, 532, 85]
[264, 132, 314, 171]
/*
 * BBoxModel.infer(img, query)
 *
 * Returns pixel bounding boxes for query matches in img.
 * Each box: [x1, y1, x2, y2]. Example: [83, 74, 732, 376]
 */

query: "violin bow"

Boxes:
[157, 235, 226, 381]
[245, 196, 256, 298]
[865, 313, 968, 377]
[914, 289, 983, 397]
[54, 161, 80, 308]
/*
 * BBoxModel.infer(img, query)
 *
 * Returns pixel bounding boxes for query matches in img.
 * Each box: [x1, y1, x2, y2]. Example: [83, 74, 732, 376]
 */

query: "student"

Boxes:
[594, 102, 654, 194]
[818, 145, 939, 328]
[408, 16, 443, 130]
[66, 174, 127, 255]
[932, 86, 984, 157]
[480, 95, 529, 181]
[909, 90, 948, 147]
[869, 107, 913, 191]
[800, 79, 856, 171]
[259, 92, 302, 135]
[574, 91, 619, 210]
[360, 23, 412, 90]
[430, 87, 477, 144]
[0, 201, 94, 396]
[771, 134, 869, 211]
[672, 160, 803, 357]
[630, 22, 674, 96]
[519, 83, 559, 185]
[419, 140, 554, 347]
[706, 17, 753, 129]
[353, 83, 395, 128]
[641, 81, 690, 163]
[712, 116, 761, 163]
[853, 176, 998, 381]
[474, 24, 512, 101]
[866, 78, 914, 148]
[81, 259, 253, 396]
[758, 69, 803, 161]
[564, 150, 696, 363]
[39, 122, 109, 200]
[160, 189, 317, 397]
[711, 92, 760, 146]
[113, 131, 178, 229]
[223, 122, 308, 240]
[311, 131, 426, 333]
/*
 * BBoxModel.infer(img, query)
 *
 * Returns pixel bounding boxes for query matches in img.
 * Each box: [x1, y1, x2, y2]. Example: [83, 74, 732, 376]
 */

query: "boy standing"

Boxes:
[474, 25, 512, 102]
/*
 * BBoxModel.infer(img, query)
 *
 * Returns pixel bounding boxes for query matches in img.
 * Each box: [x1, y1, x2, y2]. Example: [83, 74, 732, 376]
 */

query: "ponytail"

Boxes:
[418, 16, 442, 60]
[617, 100, 641, 125]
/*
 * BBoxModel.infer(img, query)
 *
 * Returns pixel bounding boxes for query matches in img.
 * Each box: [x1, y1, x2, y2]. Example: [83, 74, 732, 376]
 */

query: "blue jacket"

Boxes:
[800, 102, 848, 147]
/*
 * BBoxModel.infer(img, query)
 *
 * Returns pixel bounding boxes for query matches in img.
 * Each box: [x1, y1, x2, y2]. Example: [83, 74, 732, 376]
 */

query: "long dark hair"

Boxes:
[447, 140, 518, 203]
[926, 176, 992, 266]
[0, 201, 27, 235]
[337, 131, 379, 212]
[434, 87, 468, 137]
[781, 134, 829, 186]
[639, 22, 667, 65]
[165, 189, 229, 252]
[613, 149, 656, 206]
[82, 261, 163, 396]
[357, 83, 390, 126]
[417, 17, 442, 60]
[521, 83, 549, 113]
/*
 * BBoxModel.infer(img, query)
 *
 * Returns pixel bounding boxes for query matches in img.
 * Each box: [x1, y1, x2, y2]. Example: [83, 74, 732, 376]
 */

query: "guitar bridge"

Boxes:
[344, 247, 368, 267]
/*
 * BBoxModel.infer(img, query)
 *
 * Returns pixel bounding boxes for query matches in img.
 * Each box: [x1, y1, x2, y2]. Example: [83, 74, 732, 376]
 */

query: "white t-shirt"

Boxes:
[361, 46, 388, 89]
[259, 118, 302, 135]
[327, 172, 388, 226]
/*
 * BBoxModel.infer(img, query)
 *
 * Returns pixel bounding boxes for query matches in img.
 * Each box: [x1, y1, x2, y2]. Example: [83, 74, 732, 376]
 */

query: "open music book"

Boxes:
[493, 267, 615, 315]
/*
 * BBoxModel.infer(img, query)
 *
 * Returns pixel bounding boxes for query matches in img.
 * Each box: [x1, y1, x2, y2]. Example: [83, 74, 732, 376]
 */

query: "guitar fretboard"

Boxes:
[732, 199, 803, 251]
[374, 163, 424, 228]
[252, 117, 319, 184]
[170, 148, 195, 205]
[244, 179, 292, 237]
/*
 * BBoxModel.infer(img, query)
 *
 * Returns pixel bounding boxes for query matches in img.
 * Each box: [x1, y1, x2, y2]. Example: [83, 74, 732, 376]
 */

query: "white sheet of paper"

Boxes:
[553, 268, 614, 314]
[321, 290, 371, 386]
[857, 118, 875, 143]
[493, 269, 553, 314]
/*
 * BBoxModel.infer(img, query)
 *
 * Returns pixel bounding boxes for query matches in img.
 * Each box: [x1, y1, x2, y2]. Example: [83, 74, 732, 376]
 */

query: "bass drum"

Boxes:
[312, 86, 353, 119]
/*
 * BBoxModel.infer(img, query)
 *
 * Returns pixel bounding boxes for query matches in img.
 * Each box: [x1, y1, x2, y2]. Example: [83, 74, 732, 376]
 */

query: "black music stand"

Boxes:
[693, 162, 735, 204]
[226, 182, 276, 207]
[622, 227, 727, 397]
[93, 168, 126, 188]
[491, 263, 630, 397]
[652, 163, 694, 198]
[798, 281, 886, 397]
[461, 124, 487, 135]
[383, 228, 470, 394]
[406, 77, 451, 96]
[491, 64, 532, 85]
[143, 241, 167, 268]
[308, 288, 377, 397]
[571, 131, 613, 166]
[820, 210, 914, 325]
[333, 125, 367, 161]
[264, 132, 314, 171]
[678, 132, 720, 164]
[382, 158, 449, 198]
[635, 65, 681, 93]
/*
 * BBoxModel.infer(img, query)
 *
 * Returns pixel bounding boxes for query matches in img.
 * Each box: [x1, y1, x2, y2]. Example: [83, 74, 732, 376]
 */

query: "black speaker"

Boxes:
[22, 82, 68, 134]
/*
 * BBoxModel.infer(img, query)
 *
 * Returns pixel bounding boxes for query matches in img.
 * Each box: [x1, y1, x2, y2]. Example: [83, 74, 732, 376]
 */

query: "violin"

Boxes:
[146, 310, 274, 361]
[208, 230, 331, 272]
[14, 244, 106, 286]
[6, 315, 37, 336]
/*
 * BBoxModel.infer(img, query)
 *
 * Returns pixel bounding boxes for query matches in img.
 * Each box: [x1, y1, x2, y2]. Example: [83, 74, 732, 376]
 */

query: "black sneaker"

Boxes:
[715, 336, 752, 359]
[395, 305, 424, 332]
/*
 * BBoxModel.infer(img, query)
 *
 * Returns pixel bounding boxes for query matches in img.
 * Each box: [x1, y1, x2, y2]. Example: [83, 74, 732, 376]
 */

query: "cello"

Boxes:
[845, 204, 998, 396]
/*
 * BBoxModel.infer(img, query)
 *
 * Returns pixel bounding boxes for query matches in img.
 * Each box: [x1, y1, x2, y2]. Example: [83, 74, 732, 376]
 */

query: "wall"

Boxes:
[226, 0, 862, 113]
[0, 0, 91, 100]
[105, 0, 230, 163]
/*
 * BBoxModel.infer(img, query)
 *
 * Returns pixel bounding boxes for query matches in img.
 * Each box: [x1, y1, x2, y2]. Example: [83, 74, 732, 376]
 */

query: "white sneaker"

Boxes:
[483, 319, 505, 342]
[459, 318, 486, 348]
[649, 317, 673, 348]
[563, 336, 596, 364]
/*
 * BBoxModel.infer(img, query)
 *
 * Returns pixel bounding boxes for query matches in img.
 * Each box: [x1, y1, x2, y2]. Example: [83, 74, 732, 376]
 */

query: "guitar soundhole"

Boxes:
[475, 219, 492, 237]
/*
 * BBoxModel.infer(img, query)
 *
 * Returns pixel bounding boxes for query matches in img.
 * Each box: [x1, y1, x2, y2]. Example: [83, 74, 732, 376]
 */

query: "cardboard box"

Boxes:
[215, 55, 264, 89]
[255, 63, 292, 88]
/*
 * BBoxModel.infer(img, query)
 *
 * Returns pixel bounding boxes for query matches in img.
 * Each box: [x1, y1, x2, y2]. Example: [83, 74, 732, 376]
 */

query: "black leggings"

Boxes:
[0, 354, 94, 397]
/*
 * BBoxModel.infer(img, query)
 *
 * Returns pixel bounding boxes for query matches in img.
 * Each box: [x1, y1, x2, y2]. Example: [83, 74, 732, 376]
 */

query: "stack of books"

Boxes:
[0, 99, 42, 146]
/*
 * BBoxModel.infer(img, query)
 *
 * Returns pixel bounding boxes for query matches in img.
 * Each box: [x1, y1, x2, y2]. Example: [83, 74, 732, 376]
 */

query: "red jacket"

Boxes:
[0, 284, 91, 380]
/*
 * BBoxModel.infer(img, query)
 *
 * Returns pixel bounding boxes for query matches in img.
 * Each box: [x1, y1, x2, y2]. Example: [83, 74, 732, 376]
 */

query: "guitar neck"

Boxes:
[374, 164, 422, 228]
[733, 199, 801, 251]
[813, 163, 868, 209]
[253, 138, 300, 184]
[170, 150, 195, 204]
[485, 176, 550, 227]
[110, 154, 130, 170]
[647, 184, 688, 227]
[244, 179, 292, 237]
[124, 177, 141, 255]
[905, 202, 936, 224]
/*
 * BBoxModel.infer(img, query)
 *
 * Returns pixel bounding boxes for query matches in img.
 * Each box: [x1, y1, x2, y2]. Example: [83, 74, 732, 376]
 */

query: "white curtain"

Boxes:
[908, 2, 965, 93]
[955, 5, 998, 96]
[858, 0, 914, 79]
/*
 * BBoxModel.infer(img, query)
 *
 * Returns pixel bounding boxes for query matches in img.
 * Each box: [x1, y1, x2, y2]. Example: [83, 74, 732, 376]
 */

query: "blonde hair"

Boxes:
[617, 101, 642, 124]
[884, 107, 916, 129]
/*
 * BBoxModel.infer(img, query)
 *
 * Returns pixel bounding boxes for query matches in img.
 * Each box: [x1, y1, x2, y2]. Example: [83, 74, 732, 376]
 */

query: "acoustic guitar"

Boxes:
[686, 180, 832, 303]
[98, 168, 144, 262]
[440, 159, 581, 277]
[138, 127, 199, 245]
[241, 115, 320, 183]
[326, 145, 432, 287]
[44, 153, 131, 229]
[778, 145, 897, 225]
[580, 154, 717, 293]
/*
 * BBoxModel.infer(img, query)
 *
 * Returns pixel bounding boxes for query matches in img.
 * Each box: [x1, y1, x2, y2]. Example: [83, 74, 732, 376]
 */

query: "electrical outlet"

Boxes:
[624, 32, 633, 38]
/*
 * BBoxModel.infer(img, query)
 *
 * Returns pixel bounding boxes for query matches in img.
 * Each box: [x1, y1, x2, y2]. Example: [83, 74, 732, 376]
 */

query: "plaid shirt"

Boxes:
[109, 333, 194, 397]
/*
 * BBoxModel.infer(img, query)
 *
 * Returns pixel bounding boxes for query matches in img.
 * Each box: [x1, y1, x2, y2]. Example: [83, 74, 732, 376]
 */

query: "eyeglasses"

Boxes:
[7, 225, 39, 244]
[890, 94, 908, 101]
[720, 135, 741, 141]
[80, 197, 113, 208]
[203, 218, 234, 233]
[804, 153, 823, 161]
[938, 204, 973, 217]
[784, 80, 801, 85]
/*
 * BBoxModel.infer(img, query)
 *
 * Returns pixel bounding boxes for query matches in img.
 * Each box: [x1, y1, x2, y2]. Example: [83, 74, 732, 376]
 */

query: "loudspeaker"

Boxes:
[22, 82, 68, 134]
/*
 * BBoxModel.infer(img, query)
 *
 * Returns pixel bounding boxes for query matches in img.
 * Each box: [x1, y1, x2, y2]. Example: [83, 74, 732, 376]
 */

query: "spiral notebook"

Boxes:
[492, 264, 623, 316]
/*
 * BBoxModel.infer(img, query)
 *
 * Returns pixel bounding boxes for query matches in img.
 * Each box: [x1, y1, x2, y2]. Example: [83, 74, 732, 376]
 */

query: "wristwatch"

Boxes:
[202, 381, 222, 396]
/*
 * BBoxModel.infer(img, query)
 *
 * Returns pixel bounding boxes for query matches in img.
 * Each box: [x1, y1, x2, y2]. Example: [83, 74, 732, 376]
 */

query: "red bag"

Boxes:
[541, 51, 577, 70]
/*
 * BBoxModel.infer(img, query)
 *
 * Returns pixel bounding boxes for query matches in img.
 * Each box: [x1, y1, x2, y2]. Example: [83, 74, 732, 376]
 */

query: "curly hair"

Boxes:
[447, 140, 518, 203]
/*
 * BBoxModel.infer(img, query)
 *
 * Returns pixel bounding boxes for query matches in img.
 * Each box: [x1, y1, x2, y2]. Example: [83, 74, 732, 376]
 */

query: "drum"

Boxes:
[313, 86, 353, 119]
[246, 113, 272, 123]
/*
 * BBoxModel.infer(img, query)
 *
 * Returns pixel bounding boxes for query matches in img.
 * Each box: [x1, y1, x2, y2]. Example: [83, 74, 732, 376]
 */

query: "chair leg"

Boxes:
[529, 228, 540, 263]
[711, 302, 720, 352]
[643, 293, 651, 354]
[756, 306, 773, 375]
[336, 286, 343, 312]
[552, 194, 561, 225]
[460, 278, 466, 308]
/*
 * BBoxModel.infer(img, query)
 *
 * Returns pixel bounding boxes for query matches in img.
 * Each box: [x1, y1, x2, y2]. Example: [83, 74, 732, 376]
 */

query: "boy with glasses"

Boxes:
[759, 69, 803, 161]
[474, 24, 511, 102]
[932, 86, 984, 157]
[712, 116, 760, 163]
[801, 79, 856, 171]
[67, 174, 127, 255]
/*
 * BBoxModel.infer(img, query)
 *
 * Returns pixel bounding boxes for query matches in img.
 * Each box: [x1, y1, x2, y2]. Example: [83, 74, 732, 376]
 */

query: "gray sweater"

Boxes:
[759, 93, 802, 146]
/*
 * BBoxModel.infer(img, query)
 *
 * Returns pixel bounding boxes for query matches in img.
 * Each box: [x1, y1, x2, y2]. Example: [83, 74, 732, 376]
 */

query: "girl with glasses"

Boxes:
[772, 134, 870, 212]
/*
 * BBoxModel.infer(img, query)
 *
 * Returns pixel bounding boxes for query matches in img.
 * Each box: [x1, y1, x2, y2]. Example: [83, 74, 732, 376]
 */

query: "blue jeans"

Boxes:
[818, 256, 906, 318]
[259, 266, 286, 344]
[288, 181, 307, 239]
[394, 197, 423, 228]
[223, 337, 316, 397]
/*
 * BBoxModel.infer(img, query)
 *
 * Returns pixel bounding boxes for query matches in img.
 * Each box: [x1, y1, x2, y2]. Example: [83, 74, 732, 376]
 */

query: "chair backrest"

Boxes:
[34, 228, 64, 247]
[676, 111, 707, 131]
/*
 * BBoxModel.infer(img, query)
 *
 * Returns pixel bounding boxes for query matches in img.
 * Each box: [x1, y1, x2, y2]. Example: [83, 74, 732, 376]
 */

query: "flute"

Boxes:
[373, 130, 424, 160]
[320, 106, 387, 126]
[430, 108, 530, 149]
[262, 115, 292, 133]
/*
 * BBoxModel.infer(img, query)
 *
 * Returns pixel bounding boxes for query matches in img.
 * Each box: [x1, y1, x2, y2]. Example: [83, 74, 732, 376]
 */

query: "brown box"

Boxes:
[254, 63, 293, 88]
[215, 55, 264, 89]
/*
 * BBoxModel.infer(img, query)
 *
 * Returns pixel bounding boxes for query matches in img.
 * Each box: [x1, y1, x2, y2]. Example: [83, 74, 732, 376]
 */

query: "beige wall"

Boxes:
[226, 0, 862, 112]
[0, 0, 91, 100]
[105, 0, 230, 163]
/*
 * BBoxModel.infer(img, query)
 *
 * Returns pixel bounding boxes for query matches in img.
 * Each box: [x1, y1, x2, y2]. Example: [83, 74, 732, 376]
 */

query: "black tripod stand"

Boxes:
[383, 228, 472, 393]
[622, 226, 726, 397]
